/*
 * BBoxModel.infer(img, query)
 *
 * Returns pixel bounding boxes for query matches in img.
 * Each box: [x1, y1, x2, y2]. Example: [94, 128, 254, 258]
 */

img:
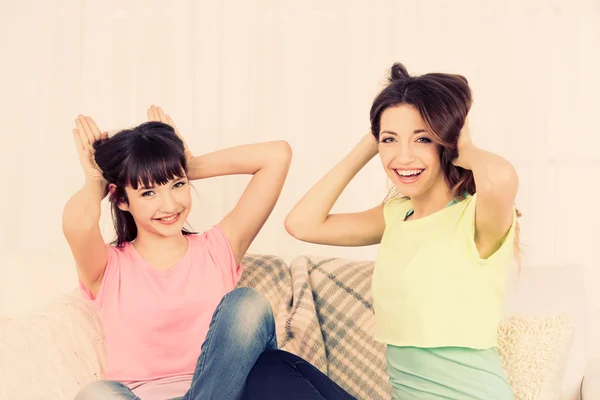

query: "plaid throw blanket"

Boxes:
[237, 254, 329, 373]
[237, 254, 391, 400]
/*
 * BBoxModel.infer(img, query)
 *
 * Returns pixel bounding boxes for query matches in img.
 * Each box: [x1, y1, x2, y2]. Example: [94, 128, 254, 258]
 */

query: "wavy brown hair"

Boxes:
[370, 63, 521, 263]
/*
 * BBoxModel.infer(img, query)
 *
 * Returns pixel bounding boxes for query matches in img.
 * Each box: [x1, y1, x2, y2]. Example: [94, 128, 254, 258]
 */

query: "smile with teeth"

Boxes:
[155, 213, 181, 224]
[395, 169, 424, 177]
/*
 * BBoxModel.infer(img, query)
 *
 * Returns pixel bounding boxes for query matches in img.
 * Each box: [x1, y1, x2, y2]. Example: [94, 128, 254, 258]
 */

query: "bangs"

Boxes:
[122, 139, 187, 190]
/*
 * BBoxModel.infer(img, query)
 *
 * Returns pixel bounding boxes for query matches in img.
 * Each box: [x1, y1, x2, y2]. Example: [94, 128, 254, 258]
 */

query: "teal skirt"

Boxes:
[386, 345, 514, 400]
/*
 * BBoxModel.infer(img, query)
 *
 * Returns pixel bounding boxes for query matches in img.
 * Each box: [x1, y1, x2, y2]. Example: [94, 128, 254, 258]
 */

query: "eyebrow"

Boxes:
[380, 129, 428, 136]
[136, 177, 186, 191]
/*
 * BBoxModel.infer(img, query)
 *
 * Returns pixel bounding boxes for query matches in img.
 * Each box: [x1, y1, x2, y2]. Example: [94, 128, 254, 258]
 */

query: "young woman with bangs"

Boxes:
[65, 105, 291, 400]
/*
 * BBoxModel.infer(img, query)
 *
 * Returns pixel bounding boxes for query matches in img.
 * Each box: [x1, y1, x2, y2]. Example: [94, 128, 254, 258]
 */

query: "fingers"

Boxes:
[75, 116, 92, 147]
[156, 106, 168, 123]
[73, 129, 85, 153]
[79, 115, 96, 144]
[86, 116, 102, 140]
[147, 106, 158, 121]
[148, 105, 172, 126]
[147, 105, 163, 122]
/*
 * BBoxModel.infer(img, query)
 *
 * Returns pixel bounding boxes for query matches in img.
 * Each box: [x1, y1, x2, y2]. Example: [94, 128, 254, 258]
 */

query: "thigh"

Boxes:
[245, 350, 356, 400]
[74, 380, 140, 400]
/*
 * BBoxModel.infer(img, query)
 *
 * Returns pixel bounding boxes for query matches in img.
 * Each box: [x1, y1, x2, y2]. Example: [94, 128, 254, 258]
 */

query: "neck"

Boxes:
[133, 230, 188, 268]
[409, 180, 454, 219]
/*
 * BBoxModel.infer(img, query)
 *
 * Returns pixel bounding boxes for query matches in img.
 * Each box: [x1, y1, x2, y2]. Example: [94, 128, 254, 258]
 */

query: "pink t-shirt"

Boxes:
[79, 225, 242, 400]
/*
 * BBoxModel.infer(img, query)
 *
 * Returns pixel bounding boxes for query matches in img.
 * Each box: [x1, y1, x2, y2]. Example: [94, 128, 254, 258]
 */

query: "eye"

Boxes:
[380, 136, 395, 143]
[174, 181, 186, 189]
[416, 137, 432, 143]
[141, 190, 155, 197]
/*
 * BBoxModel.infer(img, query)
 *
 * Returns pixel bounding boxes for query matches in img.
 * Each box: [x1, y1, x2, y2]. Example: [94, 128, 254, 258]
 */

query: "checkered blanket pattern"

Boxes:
[238, 253, 391, 399]
[293, 255, 392, 400]
[237, 254, 328, 373]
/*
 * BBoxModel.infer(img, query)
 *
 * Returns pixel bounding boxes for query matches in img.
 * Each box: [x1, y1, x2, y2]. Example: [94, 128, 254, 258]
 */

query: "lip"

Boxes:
[393, 168, 425, 185]
[154, 212, 182, 225]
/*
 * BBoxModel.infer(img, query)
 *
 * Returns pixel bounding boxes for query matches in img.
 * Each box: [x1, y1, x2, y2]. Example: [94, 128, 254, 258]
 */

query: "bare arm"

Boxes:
[453, 121, 519, 258]
[188, 141, 292, 265]
[285, 133, 385, 247]
[62, 116, 109, 296]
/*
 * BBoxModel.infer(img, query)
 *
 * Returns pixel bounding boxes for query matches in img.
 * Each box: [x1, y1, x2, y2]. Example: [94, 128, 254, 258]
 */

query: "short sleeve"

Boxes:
[459, 193, 518, 264]
[78, 245, 120, 307]
[383, 197, 412, 225]
[203, 225, 242, 287]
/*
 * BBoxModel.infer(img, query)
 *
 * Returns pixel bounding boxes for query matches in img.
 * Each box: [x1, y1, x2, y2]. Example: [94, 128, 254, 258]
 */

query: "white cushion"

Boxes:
[504, 264, 589, 400]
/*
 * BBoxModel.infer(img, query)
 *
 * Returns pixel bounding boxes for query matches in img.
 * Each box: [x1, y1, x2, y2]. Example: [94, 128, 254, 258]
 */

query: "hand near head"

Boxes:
[73, 115, 108, 182]
[452, 115, 475, 169]
[147, 105, 194, 164]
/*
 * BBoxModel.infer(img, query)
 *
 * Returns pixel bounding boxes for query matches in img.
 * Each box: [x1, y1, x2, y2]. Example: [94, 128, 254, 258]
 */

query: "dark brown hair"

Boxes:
[370, 62, 474, 199]
[93, 121, 195, 246]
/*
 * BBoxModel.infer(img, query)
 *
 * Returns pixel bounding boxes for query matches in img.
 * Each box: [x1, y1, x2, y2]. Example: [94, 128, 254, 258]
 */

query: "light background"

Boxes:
[1, 0, 598, 353]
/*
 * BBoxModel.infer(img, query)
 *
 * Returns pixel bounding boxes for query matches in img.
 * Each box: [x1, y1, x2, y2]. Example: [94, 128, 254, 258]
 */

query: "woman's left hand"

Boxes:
[147, 105, 194, 164]
[452, 116, 475, 169]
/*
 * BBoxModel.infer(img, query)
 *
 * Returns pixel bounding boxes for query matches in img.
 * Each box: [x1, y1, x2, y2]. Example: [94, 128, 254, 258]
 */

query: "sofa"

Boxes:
[0, 254, 592, 400]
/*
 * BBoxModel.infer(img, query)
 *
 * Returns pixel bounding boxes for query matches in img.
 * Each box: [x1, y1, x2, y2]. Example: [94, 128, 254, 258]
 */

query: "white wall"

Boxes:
[0, 0, 598, 347]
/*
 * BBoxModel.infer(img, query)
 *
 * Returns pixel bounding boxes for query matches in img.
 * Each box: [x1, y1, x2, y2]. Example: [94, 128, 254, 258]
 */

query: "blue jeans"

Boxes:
[74, 287, 277, 400]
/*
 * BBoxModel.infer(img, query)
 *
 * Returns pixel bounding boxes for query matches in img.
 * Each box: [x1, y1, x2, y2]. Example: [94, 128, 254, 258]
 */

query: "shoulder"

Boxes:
[187, 225, 232, 249]
[456, 193, 518, 262]
[186, 226, 236, 262]
[187, 226, 241, 285]
[458, 193, 516, 224]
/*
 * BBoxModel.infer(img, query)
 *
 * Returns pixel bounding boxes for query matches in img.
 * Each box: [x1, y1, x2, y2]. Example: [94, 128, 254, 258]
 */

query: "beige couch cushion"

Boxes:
[0, 290, 105, 400]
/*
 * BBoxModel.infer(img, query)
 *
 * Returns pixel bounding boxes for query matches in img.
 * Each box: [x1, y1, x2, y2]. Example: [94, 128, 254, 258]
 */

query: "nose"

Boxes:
[394, 142, 416, 164]
[159, 192, 179, 213]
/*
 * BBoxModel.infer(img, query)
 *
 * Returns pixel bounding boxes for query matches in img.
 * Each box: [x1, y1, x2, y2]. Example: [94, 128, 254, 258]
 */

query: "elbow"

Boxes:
[284, 214, 306, 241]
[284, 215, 299, 239]
[269, 140, 293, 166]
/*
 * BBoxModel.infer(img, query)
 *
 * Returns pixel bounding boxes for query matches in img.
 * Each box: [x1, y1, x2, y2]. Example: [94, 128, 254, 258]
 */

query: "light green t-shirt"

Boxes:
[372, 193, 517, 349]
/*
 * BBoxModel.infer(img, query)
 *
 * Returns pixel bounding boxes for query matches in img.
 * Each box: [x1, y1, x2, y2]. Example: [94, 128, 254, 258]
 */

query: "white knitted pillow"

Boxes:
[0, 290, 105, 400]
[498, 315, 574, 400]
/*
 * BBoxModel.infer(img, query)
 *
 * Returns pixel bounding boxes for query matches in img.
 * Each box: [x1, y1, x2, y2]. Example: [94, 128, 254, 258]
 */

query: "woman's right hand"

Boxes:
[73, 115, 108, 182]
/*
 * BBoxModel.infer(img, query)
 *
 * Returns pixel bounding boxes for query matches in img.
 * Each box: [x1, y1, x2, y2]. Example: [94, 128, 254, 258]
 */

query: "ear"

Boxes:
[117, 202, 129, 212]
[108, 184, 130, 212]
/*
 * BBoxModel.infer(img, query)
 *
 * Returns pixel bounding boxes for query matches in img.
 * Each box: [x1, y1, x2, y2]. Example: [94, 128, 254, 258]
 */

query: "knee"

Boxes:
[74, 380, 128, 400]
[254, 349, 287, 370]
[247, 350, 291, 384]
[221, 287, 274, 329]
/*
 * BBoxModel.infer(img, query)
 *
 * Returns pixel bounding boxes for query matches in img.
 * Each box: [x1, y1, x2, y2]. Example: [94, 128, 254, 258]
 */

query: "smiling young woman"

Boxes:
[267, 63, 520, 400]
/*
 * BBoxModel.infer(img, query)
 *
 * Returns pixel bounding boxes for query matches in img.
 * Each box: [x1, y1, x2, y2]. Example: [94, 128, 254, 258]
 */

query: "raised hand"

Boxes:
[73, 115, 108, 182]
[147, 105, 194, 164]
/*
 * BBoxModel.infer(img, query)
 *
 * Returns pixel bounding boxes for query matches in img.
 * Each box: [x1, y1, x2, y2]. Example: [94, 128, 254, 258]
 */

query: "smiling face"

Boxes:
[117, 176, 192, 240]
[378, 104, 448, 201]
